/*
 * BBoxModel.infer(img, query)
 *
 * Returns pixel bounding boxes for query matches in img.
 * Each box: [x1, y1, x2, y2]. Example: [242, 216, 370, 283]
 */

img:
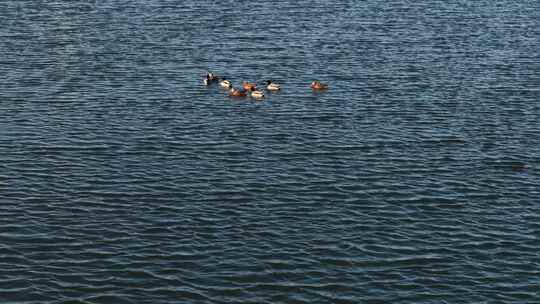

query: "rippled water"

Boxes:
[1, 1, 540, 303]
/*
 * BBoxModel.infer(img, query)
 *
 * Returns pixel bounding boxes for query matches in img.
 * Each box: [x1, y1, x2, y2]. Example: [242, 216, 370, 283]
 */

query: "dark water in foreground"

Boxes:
[1, 1, 540, 303]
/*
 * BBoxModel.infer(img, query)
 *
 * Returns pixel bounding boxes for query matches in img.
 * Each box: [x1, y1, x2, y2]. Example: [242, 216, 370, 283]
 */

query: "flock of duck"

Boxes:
[203, 72, 328, 100]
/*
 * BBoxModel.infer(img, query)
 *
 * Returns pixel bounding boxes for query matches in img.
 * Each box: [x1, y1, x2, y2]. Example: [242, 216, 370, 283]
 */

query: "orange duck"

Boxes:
[310, 80, 328, 90]
[242, 81, 257, 91]
[229, 88, 247, 97]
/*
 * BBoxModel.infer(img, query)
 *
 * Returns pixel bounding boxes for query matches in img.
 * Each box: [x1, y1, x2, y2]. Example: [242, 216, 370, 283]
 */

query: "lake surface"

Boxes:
[1, 1, 539, 303]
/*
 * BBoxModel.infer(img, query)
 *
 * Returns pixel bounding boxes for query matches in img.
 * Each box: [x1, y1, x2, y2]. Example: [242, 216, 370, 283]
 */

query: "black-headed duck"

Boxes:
[251, 90, 265, 99]
[266, 80, 281, 91]
[220, 79, 232, 89]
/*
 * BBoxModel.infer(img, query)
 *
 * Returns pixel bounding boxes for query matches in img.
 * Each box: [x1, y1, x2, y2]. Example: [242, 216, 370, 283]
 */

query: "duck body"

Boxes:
[204, 72, 219, 85]
[220, 79, 232, 89]
[229, 88, 247, 97]
[251, 90, 265, 99]
[242, 81, 257, 91]
[207, 72, 218, 81]
[266, 80, 281, 91]
[310, 81, 328, 90]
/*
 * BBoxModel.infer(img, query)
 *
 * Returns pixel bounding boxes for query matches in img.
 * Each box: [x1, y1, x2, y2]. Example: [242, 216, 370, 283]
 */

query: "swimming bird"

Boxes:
[266, 80, 281, 91]
[229, 88, 247, 97]
[242, 81, 257, 91]
[310, 80, 328, 90]
[251, 90, 265, 99]
[207, 72, 218, 81]
[220, 79, 232, 89]
[204, 72, 219, 85]
[203, 74, 213, 86]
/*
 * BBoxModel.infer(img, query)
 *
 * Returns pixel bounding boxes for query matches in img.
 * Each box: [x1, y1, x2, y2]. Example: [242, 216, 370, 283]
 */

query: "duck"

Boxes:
[266, 80, 281, 91]
[207, 72, 218, 81]
[204, 72, 219, 85]
[310, 80, 328, 90]
[229, 88, 247, 97]
[251, 90, 265, 99]
[242, 81, 257, 91]
[220, 79, 232, 89]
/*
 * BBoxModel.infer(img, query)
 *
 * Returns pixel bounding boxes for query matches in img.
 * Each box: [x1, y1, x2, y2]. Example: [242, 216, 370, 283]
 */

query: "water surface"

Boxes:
[1, 1, 540, 303]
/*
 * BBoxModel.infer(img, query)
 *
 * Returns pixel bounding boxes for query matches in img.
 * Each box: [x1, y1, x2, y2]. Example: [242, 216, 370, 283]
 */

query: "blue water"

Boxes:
[1, 1, 540, 303]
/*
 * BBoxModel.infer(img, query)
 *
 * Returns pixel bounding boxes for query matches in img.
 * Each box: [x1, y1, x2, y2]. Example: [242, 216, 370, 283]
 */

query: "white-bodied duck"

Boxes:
[220, 79, 232, 89]
[251, 90, 265, 99]
[266, 80, 281, 91]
